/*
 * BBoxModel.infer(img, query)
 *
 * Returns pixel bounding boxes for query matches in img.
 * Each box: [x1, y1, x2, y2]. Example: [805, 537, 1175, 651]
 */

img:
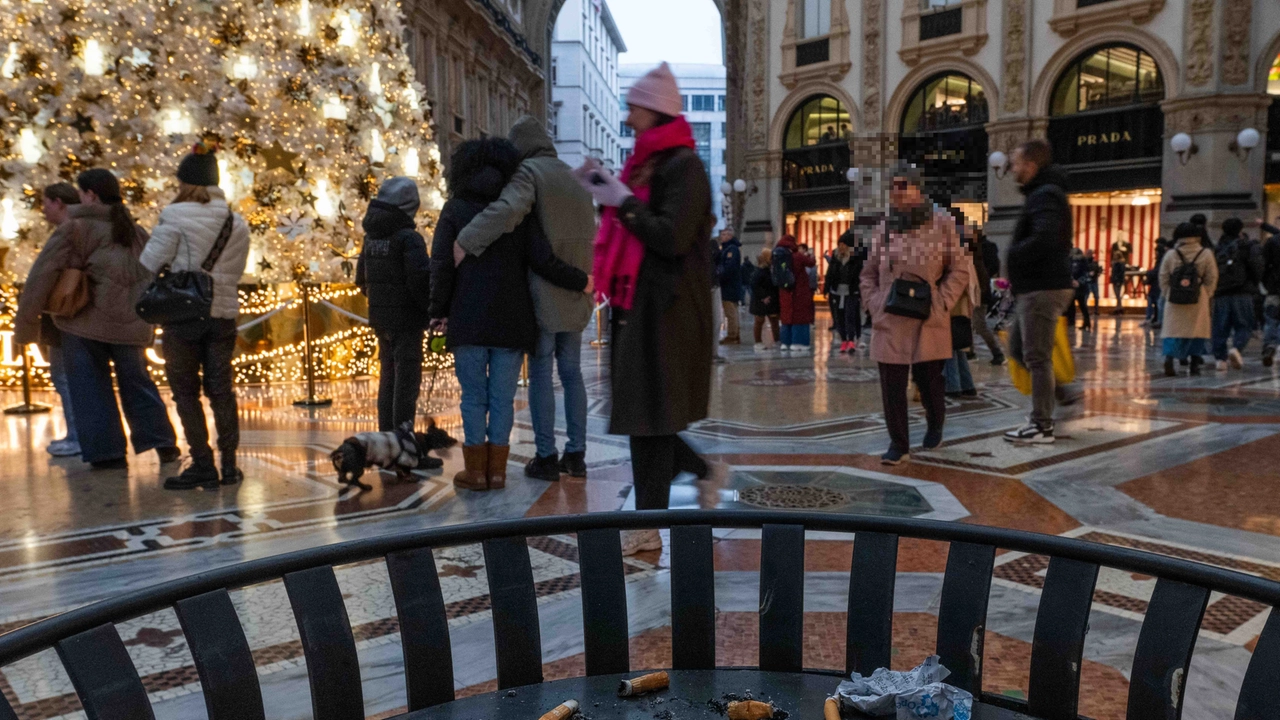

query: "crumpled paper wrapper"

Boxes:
[835, 655, 974, 719]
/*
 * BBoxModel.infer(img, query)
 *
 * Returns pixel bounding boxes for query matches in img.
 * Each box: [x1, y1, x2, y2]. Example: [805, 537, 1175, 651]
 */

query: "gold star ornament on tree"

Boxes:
[259, 141, 299, 176]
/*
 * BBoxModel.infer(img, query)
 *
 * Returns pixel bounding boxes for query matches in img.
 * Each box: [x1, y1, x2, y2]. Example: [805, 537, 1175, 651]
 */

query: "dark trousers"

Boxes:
[828, 297, 842, 338]
[163, 318, 239, 468]
[629, 434, 708, 510]
[1067, 289, 1091, 329]
[376, 329, 425, 431]
[62, 333, 177, 463]
[843, 295, 863, 340]
[877, 360, 946, 453]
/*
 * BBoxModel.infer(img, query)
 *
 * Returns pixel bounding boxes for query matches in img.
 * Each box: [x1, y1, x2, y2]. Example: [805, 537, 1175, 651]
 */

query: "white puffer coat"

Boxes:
[139, 188, 250, 319]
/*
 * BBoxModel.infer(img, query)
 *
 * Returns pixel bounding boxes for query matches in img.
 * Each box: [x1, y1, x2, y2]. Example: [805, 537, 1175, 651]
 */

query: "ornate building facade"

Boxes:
[401, 0, 545, 169]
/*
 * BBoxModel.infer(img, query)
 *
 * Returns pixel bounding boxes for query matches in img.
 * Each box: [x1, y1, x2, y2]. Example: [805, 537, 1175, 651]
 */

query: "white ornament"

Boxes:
[18, 128, 42, 164]
[313, 178, 335, 218]
[83, 39, 105, 76]
[230, 54, 258, 80]
[298, 0, 313, 35]
[336, 11, 359, 47]
[126, 47, 152, 67]
[322, 95, 348, 120]
[218, 158, 236, 200]
[160, 108, 192, 136]
[277, 209, 313, 239]
[403, 147, 420, 176]
[402, 86, 419, 110]
[368, 62, 382, 95]
[370, 128, 385, 164]
[1, 42, 18, 79]
[0, 198, 18, 240]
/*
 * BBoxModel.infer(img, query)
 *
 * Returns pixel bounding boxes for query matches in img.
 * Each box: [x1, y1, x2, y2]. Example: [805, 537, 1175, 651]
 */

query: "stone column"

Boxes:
[983, 118, 1042, 265]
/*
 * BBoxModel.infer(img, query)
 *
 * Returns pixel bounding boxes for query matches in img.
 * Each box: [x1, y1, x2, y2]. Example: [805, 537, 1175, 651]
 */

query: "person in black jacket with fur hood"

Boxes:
[429, 138, 589, 494]
[356, 177, 432, 433]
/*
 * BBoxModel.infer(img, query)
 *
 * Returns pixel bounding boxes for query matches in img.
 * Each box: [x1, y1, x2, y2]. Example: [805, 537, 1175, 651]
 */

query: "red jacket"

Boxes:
[776, 236, 816, 325]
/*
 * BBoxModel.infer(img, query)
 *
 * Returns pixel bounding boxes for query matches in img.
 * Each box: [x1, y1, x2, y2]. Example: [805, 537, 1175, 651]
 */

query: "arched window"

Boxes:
[899, 73, 988, 134]
[1269, 52, 1280, 95]
[784, 95, 852, 149]
[1050, 44, 1164, 116]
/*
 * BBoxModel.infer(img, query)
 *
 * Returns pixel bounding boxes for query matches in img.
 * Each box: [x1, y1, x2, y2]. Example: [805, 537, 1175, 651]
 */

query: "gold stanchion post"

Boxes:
[517, 354, 530, 388]
[4, 344, 52, 415]
[589, 305, 609, 347]
[292, 281, 333, 407]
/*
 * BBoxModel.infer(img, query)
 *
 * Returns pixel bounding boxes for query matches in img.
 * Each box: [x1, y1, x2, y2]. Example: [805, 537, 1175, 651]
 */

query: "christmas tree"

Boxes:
[0, 0, 446, 284]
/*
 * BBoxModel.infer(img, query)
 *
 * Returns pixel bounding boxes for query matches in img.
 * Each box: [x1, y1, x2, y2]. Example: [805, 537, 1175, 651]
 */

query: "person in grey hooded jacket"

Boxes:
[454, 115, 596, 482]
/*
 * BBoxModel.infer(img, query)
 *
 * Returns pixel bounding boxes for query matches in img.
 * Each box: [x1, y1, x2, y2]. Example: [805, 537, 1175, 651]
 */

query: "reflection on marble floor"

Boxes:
[1, 314, 1279, 719]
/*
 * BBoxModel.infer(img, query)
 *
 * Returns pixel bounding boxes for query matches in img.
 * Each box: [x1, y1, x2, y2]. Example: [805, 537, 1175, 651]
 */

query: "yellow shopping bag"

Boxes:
[1001, 318, 1075, 396]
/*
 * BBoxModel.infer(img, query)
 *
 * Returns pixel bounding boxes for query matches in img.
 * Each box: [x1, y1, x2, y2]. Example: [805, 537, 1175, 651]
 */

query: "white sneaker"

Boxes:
[620, 529, 663, 556]
[1004, 422, 1055, 444]
[753, 343, 765, 352]
[1216, 360, 1229, 372]
[794, 345, 811, 355]
[779, 344, 791, 352]
[47, 439, 82, 457]
[1228, 348, 1244, 369]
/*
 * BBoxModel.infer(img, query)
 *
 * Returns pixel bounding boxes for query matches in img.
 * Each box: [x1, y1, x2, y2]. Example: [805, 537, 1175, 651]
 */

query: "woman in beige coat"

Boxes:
[860, 169, 972, 465]
[1159, 222, 1218, 377]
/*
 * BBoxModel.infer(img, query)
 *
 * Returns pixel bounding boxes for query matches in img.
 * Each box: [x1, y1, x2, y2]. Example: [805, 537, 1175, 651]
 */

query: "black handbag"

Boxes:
[136, 213, 234, 325]
[950, 315, 973, 351]
[881, 226, 933, 320]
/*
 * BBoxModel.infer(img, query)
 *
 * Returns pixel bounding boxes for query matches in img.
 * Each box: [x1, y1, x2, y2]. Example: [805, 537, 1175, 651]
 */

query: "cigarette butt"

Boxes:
[617, 671, 670, 696]
[537, 699, 578, 720]
[824, 696, 841, 720]
[727, 699, 774, 720]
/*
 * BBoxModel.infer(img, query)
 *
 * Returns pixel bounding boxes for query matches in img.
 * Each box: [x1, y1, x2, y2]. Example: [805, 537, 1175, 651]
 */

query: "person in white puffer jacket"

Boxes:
[140, 140, 251, 490]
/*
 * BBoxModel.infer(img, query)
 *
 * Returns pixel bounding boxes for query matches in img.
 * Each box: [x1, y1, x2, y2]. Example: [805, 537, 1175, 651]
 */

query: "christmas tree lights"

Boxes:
[0, 0, 446, 284]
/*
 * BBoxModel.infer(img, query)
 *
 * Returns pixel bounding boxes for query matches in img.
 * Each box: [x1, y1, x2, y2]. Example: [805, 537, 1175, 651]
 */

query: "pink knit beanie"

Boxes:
[626, 62, 683, 117]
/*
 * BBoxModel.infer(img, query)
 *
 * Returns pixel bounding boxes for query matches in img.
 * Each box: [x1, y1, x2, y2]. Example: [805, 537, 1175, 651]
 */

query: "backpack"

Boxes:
[1215, 238, 1250, 294]
[771, 245, 795, 290]
[1166, 248, 1206, 305]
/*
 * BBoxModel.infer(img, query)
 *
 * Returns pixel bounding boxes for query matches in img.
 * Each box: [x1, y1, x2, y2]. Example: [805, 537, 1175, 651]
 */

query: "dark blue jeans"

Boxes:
[1212, 294, 1256, 360]
[529, 331, 586, 458]
[62, 333, 176, 463]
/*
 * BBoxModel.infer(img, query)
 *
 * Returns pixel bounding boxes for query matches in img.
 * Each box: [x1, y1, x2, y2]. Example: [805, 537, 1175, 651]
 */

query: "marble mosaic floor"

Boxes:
[1, 312, 1279, 719]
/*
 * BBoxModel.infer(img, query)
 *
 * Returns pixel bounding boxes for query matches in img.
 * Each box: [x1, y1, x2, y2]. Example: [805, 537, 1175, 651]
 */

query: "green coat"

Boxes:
[456, 116, 596, 334]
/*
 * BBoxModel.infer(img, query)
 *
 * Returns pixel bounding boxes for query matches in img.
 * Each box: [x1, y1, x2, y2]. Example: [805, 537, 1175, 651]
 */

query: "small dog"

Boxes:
[330, 419, 457, 491]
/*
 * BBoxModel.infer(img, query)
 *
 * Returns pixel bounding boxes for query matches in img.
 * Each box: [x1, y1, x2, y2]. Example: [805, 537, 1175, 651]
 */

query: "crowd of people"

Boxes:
[13, 59, 1280, 557]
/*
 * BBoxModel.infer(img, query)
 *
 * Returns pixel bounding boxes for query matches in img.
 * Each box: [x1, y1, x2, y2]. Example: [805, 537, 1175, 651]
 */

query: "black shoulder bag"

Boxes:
[136, 213, 234, 325]
[882, 226, 933, 320]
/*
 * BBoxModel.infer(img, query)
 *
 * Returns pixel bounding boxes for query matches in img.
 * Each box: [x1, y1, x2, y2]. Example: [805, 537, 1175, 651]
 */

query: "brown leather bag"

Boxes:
[46, 223, 90, 318]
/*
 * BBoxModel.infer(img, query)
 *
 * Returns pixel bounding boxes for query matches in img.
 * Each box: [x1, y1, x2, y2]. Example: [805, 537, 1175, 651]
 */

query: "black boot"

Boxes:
[156, 446, 181, 464]
[524, 453, 561, 482]
[1163, 357, 1176, 377]
[559, 451, 588, 478]
[1189, 356, 1204, 376]
[165, 460, 221, 490]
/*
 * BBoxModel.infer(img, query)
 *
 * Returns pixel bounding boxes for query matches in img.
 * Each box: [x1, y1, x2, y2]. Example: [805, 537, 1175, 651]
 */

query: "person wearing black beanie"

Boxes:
[176, 139, 220, 187]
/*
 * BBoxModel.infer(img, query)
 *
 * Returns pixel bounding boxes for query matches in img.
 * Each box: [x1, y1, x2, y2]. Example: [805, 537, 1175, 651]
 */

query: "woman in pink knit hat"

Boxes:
[575, 62, 716, 556]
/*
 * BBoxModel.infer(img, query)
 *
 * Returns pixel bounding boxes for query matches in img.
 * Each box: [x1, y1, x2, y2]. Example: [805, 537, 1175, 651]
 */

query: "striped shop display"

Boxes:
[1069, 193, 1162, 307]
[790, 215, 852, 288]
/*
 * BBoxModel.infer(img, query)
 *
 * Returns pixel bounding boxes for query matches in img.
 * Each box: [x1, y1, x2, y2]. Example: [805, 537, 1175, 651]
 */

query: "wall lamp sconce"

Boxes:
[846, 167, 860, 183]
[723, 178, 756, 197]
[988, 151, 1010, 180]
[1229, 128, 1260, 161]
[1171, 133, 1198, 165]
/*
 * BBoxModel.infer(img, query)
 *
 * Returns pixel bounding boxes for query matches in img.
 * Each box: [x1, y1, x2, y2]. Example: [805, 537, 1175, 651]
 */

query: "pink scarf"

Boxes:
[593, 116, 696, 310]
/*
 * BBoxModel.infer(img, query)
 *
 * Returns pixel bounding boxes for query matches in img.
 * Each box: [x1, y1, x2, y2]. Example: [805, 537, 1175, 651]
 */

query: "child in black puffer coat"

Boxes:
[750, 248, 781, 349]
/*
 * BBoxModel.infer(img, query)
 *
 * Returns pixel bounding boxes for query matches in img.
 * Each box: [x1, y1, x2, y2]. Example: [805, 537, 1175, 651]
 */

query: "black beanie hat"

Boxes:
[1173, 222, 1200, 241]
[177, 139, 219, 186]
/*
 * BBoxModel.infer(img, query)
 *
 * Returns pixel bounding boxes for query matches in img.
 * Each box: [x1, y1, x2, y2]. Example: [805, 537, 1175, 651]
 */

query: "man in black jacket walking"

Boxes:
[1255, 219, 1280, 367]
[1211, 217, 1265, 370]
[355, 177, 431, 432]
[1003, 140, 1077, 444]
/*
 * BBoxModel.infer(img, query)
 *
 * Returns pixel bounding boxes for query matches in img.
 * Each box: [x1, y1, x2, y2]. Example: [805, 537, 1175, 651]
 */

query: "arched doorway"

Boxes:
[1046, 43, 1166, 309]
[781, 95, 852, 276]
[1265, 52, 1280, 227]
[897, 72, 990, 208]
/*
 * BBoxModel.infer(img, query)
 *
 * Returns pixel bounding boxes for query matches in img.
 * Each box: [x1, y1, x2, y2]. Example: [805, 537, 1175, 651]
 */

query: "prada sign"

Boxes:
[1047, 105, 1163, 166]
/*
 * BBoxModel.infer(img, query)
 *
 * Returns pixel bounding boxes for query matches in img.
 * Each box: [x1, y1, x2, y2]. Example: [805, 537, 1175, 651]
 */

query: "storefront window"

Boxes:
[899, 73, 988, 134]
[1050, 44, 1163, 116]
[784, 95, 852, 148]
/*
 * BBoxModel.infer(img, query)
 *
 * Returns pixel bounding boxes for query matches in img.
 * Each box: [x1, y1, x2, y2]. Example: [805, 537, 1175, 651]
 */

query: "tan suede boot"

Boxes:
[453, 445, 490, 491]
[487, 444, 509, 490]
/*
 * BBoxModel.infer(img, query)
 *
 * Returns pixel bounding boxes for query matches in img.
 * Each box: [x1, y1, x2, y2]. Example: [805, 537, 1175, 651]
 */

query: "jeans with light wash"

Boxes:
[46, 344, 77, 444]
[1262, 295, 1280, 355]
[452, 345, 524, 448]
[1007, 289, 1076, 425]
[943, 350, 975, 393]
[1211, 294, 1256, 360]
[529, 330, 586, 459]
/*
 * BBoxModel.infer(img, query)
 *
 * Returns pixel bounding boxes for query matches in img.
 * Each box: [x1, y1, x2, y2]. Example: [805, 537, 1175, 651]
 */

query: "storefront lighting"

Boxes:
[988, 151, 1009, 179]
[1171, 133, 1197, 166]
[1130, 196, 1151, 207]
[1230, 128, 1260, 161]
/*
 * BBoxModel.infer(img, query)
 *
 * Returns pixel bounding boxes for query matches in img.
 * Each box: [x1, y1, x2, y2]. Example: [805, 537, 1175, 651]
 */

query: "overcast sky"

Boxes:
[609, 0, 724, 67]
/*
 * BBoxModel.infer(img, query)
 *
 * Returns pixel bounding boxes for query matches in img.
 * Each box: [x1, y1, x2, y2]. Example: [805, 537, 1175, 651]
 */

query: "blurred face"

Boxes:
[41, 197, 69, 226]
[889, 176, 923, 209]
[836, 244, 850, 260]
[1011, 148, 1039, 186]
[719, 229, 734, 244]
[626, 105, 661, 135]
